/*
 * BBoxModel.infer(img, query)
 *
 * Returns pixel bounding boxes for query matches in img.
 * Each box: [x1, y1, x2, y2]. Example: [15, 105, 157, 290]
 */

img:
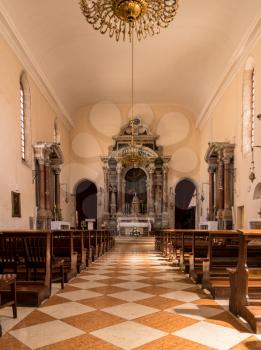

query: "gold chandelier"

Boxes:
[120, 119, 149, 167]
[79, 0, 179, 41]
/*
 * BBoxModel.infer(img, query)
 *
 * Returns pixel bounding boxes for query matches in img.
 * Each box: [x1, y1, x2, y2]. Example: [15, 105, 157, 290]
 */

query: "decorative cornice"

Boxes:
[196, 11, 261, 129]
[0, 4, 74, 128]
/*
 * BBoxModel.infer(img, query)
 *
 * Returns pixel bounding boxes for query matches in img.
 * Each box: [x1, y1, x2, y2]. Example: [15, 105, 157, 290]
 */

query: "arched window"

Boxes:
[20, 81, 25, 160]
[19, 73, 31, 165]
[242, 58, 255, 155]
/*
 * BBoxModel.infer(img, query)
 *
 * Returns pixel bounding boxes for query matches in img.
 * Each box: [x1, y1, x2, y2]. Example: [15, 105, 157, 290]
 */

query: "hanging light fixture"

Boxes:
[119, 26, 149, 167]
[79, 0, 179, 41]
[79, 0, 179, 166]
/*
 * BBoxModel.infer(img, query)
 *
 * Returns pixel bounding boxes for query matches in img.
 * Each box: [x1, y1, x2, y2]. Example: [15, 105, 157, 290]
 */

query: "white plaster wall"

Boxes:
[1, 23, 260, 230]
[69, 103, 200, 199]
[199, 38, 261, 228]
[0, 34, 72, 228]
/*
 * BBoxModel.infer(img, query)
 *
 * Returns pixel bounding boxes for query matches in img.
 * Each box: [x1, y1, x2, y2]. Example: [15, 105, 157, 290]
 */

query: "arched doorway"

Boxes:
[125, 168, 147, 214]
[175, 179, 196, 229]
[76, 180, 97, 229]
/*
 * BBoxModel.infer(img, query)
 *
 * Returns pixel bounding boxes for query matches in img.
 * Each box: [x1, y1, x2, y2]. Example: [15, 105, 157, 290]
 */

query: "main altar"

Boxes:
[101, 117, 171, 234]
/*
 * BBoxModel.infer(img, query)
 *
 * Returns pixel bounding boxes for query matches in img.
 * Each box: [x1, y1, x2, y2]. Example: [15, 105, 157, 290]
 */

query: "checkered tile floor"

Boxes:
[1, 239, 260, 349]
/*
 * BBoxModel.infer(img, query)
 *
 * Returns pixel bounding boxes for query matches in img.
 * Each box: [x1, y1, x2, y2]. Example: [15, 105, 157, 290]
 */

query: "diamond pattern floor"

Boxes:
[1, 239, 260, 350]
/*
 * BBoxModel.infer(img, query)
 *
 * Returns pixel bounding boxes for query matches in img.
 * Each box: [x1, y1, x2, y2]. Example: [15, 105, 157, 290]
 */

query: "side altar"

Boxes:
[100, 117, 172, 231]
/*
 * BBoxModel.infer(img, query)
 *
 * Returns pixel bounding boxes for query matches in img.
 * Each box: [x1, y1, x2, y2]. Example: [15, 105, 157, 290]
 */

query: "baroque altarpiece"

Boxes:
[101, 118, 172, 233]
[205, 142, 235, 229]
[33, 142, 63, 229]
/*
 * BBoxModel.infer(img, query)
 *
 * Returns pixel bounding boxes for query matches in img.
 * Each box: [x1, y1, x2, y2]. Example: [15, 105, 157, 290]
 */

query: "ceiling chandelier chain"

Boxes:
[79, 0, 179, 42]
[120, 24, 149, 168]
[79, 0, 179, 166]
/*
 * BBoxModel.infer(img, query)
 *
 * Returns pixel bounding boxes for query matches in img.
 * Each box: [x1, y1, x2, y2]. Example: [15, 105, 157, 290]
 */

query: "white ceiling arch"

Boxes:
[0, 0, 260, 124]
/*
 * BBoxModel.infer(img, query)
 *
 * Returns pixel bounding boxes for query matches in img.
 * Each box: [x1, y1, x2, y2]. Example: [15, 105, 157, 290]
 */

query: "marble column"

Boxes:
[148, 164, 155, 215]
[122, 180, 126, 214]
[110, 187, 116, 215]
[103, 164, 109, 214]
[38, 159, 46, 217]
[162, 163, 169, 228]
[44, 161, 51, 215]
[54, 166, 62, 220]
[116, 163, 122, 214]
[216, 149, 224, 227]
[222, 148, 234, 228]
[162, 164, 168, 212]
[207, 161, 216, 221]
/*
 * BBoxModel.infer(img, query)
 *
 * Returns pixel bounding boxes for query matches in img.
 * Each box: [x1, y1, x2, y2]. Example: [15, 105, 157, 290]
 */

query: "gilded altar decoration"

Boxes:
[101, 117, 171, 232]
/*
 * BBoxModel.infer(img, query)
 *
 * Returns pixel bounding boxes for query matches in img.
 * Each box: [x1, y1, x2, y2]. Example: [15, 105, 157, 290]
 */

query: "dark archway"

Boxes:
[175, 179, 196, 229]
[76, 180, 97, 229]
[125, 168, 147, 214]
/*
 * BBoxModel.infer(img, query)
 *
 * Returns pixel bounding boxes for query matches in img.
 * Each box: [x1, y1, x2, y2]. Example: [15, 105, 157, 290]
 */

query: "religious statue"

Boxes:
[131, 193, 140, 215]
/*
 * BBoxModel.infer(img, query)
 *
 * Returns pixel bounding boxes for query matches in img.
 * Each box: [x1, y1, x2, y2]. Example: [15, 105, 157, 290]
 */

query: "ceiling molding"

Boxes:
[0, 3, 74, 128]
[196, 12, 261, 129]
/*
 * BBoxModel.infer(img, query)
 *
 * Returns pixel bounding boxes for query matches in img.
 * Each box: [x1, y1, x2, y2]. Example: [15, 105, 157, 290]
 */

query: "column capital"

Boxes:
[163, 164, 168, 173]
[148, 164, 155, 174]
[53, 166, 61, 175]
[116, 162, 122, 174]
[217, 149, 224, 162]
[223, 149, 234, 164]
[103, 165, 109, 173]
[208, 164, 216, 173]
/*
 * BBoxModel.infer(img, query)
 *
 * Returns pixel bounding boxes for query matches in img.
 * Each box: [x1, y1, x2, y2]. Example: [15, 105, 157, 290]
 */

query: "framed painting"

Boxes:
[11, 191, 21, 218]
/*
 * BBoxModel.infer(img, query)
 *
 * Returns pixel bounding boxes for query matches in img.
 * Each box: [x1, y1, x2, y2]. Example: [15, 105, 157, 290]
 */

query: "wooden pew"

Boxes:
[0, 274, 17, 337]
[155, 231, 165, 253]
[90, 230, 99, 261]
[155, 229, 178, 260]
[202, 230, 239, 298]
[157, 229, 208, 274]
[72, 230, 87, 272]
[229, 229, 261, 333]
[0, 230, 51, 306]
[52, 230, 77, 281]
[188, 230, 209, 282]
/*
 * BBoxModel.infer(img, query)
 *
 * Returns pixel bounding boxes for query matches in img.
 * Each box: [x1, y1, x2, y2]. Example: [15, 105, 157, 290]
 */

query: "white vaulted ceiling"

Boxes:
[0, 0, 260, 122]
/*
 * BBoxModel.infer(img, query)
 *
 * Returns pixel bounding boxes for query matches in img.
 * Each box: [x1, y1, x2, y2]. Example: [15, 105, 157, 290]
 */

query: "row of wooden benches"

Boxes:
[0, 229, 115, 307]
[155, 229, 261, 333]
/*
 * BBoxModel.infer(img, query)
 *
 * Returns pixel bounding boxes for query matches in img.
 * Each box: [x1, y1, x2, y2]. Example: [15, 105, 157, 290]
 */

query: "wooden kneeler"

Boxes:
[0, 274, 17, 337]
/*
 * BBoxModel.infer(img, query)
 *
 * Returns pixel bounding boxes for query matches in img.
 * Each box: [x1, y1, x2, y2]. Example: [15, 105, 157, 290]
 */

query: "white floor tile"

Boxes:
[112, 281, 151, 290]
[87, 270, 113, 274]
[60, 290, 102, 301]
[156, 273, 188, 281]
[160, 290, 200, 302]
[79, 275, 112, 281]
[71, 281, 106, 289]
[40, 301, 95, 319]
[102, 302, 159, 320]
[119, 269, 146, 274]
[117, 275, 148, 281]
[166, 302, 223, 321]
[0, 307, 35, 334]
[10, 320, 85, 349]
[158, 281, 195, 290]
[91, 321, 167, 349]
[150, 265, 174, 270]
[109, 290, 154, 302]
[173, 321, 250, 350]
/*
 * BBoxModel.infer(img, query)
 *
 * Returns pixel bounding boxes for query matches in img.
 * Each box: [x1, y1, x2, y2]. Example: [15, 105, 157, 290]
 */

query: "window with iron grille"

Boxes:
[20, 81, 25, 161]
[242, 64, 255, 155]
